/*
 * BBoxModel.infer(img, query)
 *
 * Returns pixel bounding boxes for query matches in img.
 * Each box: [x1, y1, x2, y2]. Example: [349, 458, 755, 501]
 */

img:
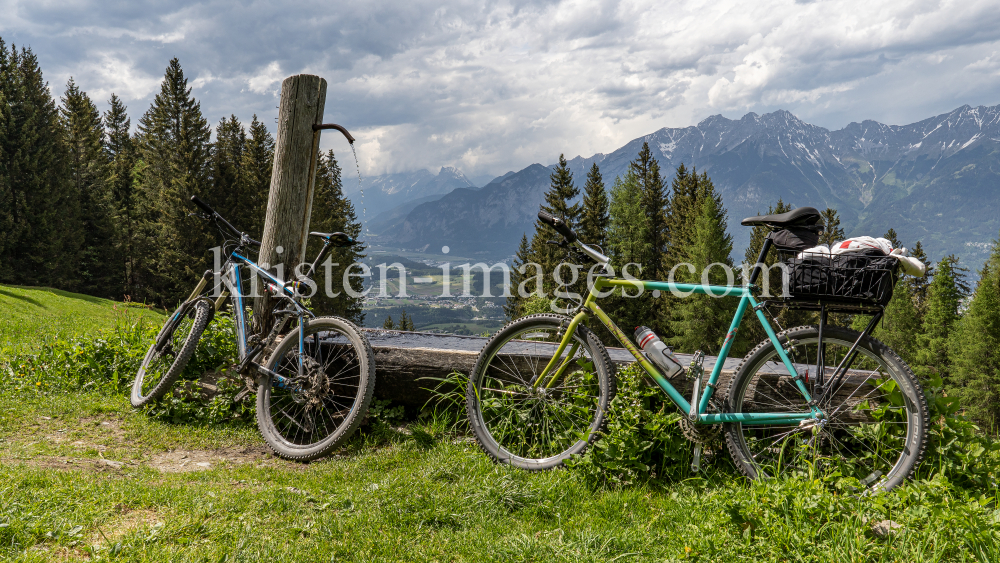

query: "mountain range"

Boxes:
[351, 104, 1000, 267]
[342, 166, 476, 221]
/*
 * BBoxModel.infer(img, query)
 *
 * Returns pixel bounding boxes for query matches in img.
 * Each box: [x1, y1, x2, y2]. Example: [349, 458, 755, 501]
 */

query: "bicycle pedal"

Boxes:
[233, 387, 252, 403]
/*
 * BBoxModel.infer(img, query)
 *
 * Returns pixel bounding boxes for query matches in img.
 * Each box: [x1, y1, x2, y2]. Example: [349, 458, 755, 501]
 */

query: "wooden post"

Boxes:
[255, 75, 327, 330]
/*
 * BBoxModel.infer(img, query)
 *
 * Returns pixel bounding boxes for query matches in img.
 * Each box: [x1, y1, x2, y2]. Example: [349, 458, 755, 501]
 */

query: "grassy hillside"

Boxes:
[0, 285, 164, 353]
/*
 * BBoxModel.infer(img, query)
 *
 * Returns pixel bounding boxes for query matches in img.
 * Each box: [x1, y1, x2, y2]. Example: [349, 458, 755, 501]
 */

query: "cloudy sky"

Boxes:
[5, 0, 1000, 181]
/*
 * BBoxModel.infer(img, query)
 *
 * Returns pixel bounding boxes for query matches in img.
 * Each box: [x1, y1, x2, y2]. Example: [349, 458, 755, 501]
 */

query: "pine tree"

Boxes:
[605, 171, 650, 334]
[307, 150, 365, 325]
[0, 43, 73, 288]
[135, 58, 214, 306]
[853, 280, 922, 365]
[883, 228, 901, 250]
[383, 315, 395, 329]
[210, 115, 247, 226]
[530, 154, 580, 276]
[631, 143, 667, 279]
[851, 230, 923, 364]
[908, 241, 933, 316]
[819, 208, 844, 246]
[662, 164, 700, 270]
[104, 94, 140, 299]
[61, 78, 116, 297]
[669, 184, 735, 353]
[398, 309, 415, 331]
[949, 239, 1000, 427]
[504, 233, 533, 320]
[239, 115, 274, 237]
[0, 40, 10, 268]
[913, 255, 965, 382]
[578, 163, 609, 250]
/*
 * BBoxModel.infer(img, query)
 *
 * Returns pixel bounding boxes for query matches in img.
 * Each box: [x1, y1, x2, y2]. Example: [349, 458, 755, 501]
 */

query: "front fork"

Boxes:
[155, 270, 214, 352]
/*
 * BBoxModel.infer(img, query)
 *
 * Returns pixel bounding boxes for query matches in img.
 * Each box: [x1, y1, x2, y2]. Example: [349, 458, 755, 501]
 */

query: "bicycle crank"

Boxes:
[691, 444, 702, 473]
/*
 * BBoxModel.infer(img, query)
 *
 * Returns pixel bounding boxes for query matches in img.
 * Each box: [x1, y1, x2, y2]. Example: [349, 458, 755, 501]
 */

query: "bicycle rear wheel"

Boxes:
[725, 325, 928, 493]
[466, 313, 616, 470]
[256, 316, 375, 461]
[131, 300, 212, 407]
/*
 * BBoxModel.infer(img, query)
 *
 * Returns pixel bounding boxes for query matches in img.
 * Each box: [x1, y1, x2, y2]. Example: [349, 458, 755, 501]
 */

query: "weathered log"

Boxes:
[255, 74, 328, 330]
[360, 330, 742, 408]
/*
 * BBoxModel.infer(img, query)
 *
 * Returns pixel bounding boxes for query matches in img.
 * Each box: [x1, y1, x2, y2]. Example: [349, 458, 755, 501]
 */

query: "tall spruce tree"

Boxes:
[884, 228, 901, 249]
[61, 78, 115, 297]
[0, 39, 11, 268]
[529, 154, 579, 297]
[949, 238, 1000, 427]
[908, 240, 933, 316]
[238, 115, 274, 237]
[504, 233, 533, 320]
[669, 182, 735, 353]
[605, 171, 650, 333]
[819, 207, 844, 246]
[136, 58, 214, 306]
[307, 150, 365, 325]
[850, 230, 924, 364]
[104, 94, 140, 299]
[913, 255, 965, 382]
[631, 143, 667, 279]
[210, 115, 246, 226]
[852, 280, 923, 365]
[0, 43, 73, 288]
[578, 163, 609, 250]
[662, 164, 700, 270]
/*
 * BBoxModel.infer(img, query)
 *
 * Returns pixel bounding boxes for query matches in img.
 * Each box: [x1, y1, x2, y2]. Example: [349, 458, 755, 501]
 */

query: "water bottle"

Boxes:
[634, 326, 683, 379]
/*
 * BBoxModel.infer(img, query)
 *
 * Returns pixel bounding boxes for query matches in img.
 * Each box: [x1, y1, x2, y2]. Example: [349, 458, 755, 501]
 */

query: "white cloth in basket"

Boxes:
[795, 236, 926, 278]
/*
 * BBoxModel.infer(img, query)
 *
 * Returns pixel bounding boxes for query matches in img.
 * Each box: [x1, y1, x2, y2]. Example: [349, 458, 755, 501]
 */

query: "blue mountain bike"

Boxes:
[131, 196, 375, 461]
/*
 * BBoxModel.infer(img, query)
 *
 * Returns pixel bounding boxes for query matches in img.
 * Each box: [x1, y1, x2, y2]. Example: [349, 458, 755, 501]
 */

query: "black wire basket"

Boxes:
[764, 248, 900, 312]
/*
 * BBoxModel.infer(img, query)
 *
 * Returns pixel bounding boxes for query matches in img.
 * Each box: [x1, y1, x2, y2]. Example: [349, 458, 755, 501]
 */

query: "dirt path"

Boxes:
[1, 412, 288, 473]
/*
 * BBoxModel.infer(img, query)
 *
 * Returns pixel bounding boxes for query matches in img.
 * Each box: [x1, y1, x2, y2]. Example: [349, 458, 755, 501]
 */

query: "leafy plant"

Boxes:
[568, 364, 727, 486]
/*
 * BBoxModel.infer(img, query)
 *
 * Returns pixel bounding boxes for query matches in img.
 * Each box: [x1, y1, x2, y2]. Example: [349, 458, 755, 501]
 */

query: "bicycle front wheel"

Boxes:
[466, 313, 616, 470]
[131, 300, 212, 407]
[725, 325, 928, 493]
[256, 316, 375, 461]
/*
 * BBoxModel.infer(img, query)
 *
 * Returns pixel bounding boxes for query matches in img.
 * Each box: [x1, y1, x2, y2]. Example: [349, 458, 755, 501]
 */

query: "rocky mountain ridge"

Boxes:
[359, 104, 1000, 266]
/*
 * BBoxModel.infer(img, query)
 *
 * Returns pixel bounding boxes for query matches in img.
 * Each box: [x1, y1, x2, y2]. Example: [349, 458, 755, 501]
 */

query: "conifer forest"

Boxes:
[0, 44, 364, 322]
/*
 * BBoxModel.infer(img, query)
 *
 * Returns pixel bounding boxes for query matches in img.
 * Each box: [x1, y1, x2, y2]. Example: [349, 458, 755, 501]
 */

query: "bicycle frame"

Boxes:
[175, 247, 315, 389]
[535, 278, 822, 425]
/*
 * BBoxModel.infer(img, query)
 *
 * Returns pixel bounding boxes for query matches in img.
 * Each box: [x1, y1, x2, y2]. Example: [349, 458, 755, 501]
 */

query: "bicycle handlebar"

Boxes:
[537, 211, 577, 243]
[190, 196, 260, 247]
[537, 210, 609, 265]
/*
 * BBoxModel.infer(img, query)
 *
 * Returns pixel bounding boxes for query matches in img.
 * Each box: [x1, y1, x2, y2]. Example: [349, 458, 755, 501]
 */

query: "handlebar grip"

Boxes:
[537, 210, 578, 243]
[191, 195, 216, 216]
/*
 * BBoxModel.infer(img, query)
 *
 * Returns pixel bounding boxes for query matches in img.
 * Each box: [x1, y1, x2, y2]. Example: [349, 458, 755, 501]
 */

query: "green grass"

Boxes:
[2, 290, 1000, 561]
[2, 391, 999, 562]
[0, 285, 164, 353]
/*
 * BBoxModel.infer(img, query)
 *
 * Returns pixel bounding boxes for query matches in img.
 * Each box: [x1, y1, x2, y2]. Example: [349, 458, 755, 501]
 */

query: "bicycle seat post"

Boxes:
[747, 234, 774, 286]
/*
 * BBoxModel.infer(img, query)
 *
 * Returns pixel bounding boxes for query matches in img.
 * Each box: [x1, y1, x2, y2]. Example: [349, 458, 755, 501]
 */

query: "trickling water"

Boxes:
[350, 144, 368, 262]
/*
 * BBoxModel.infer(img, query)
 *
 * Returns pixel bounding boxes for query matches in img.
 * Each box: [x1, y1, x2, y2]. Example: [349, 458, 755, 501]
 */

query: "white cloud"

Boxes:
[4, 0, 1000, 178]
[247, 61, 283, 95]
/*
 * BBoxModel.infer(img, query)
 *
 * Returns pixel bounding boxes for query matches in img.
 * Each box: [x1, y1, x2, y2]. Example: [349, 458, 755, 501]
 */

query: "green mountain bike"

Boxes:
[466, 208, 928, 494]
